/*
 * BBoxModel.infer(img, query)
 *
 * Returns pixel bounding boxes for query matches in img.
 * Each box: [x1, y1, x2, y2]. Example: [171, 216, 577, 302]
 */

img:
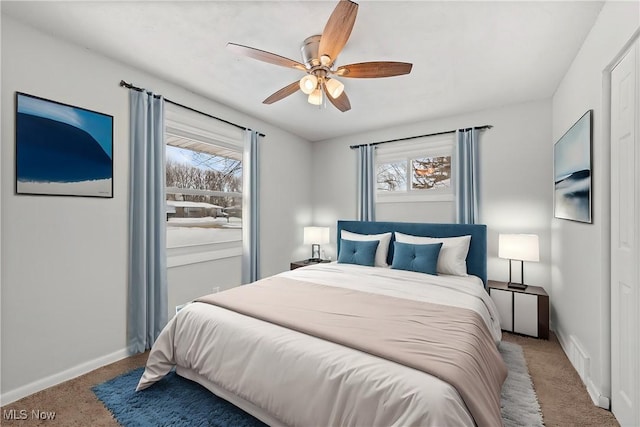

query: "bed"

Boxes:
[137, 221, 506, 427]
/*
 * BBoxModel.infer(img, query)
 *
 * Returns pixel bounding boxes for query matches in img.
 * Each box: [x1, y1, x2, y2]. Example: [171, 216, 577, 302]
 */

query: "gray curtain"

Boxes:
[455, 128, 480, 224]
[127, 89, 167, 354]
[357, 144, 376, 221]
[242, 130, 260, 284]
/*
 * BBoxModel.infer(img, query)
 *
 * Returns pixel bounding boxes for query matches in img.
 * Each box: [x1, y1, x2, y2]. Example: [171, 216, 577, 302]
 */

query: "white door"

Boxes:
[611, 39, 639, 427]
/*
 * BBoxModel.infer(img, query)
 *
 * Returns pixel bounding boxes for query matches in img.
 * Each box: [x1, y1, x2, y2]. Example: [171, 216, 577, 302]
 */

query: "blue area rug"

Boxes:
[94, 342, 542, 427]
[92, 368, 266, 427]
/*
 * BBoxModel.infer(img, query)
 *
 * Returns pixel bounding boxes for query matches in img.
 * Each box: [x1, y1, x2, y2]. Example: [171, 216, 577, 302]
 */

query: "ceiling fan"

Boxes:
[227, 0, 413, 112]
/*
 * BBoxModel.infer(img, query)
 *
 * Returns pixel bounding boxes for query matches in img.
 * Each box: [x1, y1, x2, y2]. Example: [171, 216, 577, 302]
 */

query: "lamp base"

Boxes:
[311, 243, 321, 261]
[507, 282, 528, 290]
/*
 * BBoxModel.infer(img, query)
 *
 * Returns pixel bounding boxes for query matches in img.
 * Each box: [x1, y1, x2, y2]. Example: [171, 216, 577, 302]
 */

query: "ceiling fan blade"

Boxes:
[263, 81, 301, 104]
[227, 43, 307, 71]
[335, 61, 413, 78]
[318, 0, 359, 66]
[324, 85, 351, 112]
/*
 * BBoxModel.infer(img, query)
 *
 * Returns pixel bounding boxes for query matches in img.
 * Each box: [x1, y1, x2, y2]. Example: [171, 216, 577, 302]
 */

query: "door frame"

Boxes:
[607, 30, 640, 424]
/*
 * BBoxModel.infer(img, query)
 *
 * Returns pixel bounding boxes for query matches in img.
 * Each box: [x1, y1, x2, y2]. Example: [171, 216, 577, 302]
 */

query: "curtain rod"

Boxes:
[349, 125, 493, 149]
[119, 80, 265, 138]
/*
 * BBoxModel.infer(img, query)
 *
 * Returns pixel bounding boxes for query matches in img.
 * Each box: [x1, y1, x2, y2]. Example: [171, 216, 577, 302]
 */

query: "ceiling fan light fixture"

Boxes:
[308, 88, 323, 105]
[299, 74, 318, 95]
[320, 54, 332, 67]
[325, 78, 344, 98]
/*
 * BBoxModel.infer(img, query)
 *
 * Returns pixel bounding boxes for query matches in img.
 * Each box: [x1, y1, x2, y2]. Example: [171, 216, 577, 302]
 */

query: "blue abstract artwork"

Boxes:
[554, 110, 592, 223]
[16, 92, 113, 197]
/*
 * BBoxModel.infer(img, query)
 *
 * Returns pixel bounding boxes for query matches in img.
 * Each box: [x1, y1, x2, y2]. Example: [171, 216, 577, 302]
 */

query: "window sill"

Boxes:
[167, 240, 242, 268]
[167, 237, 241, 250]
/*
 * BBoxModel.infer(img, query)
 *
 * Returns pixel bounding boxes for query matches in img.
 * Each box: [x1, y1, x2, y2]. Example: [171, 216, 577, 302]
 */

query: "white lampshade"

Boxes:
[308, 88, 322, 105]
[304, 227, 330, 245]
[325, 78, 344, 98]
[299, 75, 318, 95]
[499, 234, 539, 262]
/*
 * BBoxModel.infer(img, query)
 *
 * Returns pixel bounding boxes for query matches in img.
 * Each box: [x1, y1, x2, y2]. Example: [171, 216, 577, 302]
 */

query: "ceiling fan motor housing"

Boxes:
[301, 35, 322, 68]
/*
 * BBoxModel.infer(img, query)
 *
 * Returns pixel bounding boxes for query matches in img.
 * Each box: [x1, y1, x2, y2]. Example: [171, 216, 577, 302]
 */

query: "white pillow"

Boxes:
[394, 232, 471, 276]
[341, 230, 392, 267]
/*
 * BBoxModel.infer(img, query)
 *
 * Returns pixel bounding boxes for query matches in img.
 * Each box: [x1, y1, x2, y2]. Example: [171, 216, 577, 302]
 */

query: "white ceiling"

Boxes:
[2, 1, 603, 142]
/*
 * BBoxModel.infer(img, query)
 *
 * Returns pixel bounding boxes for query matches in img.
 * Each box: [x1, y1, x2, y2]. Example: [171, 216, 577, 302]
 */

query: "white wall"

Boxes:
[1, 16, 313, 403]
[312, 99, 553, 289]
[550, 0, 639, 408]
[168, 256, 241, 315]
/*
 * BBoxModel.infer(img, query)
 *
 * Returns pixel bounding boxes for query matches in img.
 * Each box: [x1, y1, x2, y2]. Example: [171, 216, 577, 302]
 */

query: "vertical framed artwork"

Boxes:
[15, 92, 114, 198]
[554, 110, 592, 223]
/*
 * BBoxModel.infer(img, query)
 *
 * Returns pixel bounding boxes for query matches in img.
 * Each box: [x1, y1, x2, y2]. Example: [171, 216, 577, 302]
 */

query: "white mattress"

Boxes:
[138, 263, 502, 427]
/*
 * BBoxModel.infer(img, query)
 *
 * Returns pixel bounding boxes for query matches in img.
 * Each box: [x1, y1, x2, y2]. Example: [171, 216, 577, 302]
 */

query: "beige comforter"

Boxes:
[138, 263, 505, 426]
[196, 276, 507, 427]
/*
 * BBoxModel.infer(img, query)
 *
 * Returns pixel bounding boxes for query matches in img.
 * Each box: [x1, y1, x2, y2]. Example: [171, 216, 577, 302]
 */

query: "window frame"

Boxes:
[164, 104, 245, 266]
[375, 134, 455, 203]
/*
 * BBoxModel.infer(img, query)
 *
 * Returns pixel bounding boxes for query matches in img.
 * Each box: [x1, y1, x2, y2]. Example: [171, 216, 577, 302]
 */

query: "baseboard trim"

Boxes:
[555, 328, 610, 409]
[0, 347, 130, 406]
[587, 378, 611, 410]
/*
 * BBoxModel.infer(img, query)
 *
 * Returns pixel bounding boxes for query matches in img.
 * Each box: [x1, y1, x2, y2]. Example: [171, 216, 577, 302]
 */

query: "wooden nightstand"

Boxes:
[290, 259, 331, 270]
[488, 280, 549, 339]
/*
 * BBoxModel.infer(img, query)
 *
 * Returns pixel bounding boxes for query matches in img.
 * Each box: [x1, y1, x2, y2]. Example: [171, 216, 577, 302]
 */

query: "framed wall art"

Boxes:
[15, 92, 113, 198]
[554, 110, 592, 223]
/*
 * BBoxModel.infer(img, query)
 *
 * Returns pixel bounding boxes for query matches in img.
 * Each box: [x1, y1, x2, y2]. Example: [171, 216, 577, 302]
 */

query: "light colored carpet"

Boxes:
[504, 332, 619, 427]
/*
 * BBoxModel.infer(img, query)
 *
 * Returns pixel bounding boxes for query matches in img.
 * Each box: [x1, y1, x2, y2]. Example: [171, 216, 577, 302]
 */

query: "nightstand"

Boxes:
[488, 280, 549, 339]
[290, 259, 331, 270]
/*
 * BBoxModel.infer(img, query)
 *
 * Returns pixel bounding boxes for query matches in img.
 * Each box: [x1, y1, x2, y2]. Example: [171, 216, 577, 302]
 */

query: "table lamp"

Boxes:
[498, 234, 539, 290]
[303, 226, 330, 261]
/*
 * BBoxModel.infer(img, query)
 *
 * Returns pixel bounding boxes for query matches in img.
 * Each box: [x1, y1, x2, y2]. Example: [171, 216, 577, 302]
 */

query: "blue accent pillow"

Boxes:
[391, 241, 443, 275]
[337, 239, 380, 267]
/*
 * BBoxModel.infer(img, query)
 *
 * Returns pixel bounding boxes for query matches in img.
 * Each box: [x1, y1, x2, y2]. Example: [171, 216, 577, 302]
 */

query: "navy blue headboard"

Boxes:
[337, 220, 488, 286]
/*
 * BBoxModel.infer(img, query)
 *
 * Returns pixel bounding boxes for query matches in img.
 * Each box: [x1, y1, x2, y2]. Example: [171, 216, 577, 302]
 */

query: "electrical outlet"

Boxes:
[213, 286, 220, 293]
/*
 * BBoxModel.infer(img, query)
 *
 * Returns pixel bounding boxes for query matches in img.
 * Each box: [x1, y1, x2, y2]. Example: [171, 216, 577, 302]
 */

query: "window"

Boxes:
[164, 103, 245, 261]
[165, 136, 242, 247]
[376, 134, 454, 202]
[411, 156, 451, 190]
[377, 160, 407, 191]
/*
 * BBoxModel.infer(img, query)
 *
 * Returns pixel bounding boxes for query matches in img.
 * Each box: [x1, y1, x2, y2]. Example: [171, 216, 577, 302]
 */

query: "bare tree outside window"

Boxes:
[411, 156, 451, 190]
[166, 144, 243, 237]
[377, 161, 407, 191]
[166, 150, 241, 210]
